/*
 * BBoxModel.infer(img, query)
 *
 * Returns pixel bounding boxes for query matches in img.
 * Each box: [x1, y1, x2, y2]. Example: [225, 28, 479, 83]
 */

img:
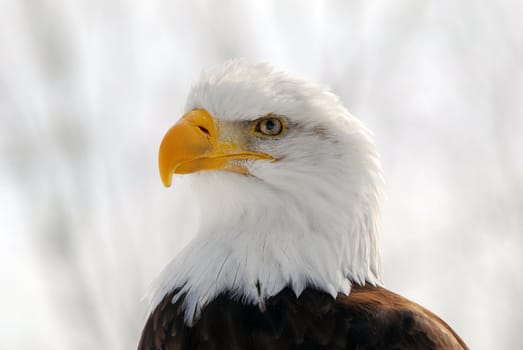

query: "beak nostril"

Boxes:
[198, 125, 211, 136]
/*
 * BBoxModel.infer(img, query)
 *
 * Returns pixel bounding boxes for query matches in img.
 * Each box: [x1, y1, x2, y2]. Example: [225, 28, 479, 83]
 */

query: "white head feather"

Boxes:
[150, 60, 383, 325]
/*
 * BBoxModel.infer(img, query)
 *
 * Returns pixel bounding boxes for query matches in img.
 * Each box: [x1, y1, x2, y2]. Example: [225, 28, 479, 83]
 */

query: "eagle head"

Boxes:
[153, 60, 383, 323]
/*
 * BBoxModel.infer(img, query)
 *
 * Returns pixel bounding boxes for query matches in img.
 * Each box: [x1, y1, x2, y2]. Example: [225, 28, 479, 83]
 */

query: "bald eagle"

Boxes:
[138, 61, 468, 350]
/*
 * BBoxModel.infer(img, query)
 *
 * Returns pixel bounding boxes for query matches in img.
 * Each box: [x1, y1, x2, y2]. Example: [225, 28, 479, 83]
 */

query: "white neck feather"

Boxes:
[150, 162, 382, 325]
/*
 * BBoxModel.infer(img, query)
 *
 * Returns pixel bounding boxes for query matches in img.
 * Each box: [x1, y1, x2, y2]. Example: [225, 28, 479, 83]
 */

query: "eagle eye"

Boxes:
[253, 116, 285, 137]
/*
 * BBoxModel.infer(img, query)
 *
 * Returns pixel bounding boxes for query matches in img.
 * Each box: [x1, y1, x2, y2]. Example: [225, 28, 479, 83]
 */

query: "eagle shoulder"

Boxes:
[336, 285, 469, 349]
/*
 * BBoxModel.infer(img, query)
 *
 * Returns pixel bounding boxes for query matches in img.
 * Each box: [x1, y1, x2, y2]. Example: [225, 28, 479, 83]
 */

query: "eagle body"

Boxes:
[139, 285, 467, 350]
[139, 61, 468, 349]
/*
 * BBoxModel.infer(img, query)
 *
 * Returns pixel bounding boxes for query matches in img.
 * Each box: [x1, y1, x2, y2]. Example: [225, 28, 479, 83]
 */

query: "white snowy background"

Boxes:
[1, 1, 522, 349]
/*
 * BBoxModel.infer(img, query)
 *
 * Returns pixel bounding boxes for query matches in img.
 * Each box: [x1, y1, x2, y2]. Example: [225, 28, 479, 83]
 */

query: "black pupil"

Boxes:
[265, 119, 275, 131]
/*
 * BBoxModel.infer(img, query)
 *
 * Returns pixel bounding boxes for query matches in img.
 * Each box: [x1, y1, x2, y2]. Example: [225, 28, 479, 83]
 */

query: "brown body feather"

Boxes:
[138, 285, 468, 350]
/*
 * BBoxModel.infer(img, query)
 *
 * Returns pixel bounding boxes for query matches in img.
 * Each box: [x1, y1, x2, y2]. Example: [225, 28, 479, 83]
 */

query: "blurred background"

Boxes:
[1, 0, 522, 349]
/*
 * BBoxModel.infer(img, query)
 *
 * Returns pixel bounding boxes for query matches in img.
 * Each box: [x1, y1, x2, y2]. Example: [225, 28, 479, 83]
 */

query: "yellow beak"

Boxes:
[158, 109, 274, 187]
